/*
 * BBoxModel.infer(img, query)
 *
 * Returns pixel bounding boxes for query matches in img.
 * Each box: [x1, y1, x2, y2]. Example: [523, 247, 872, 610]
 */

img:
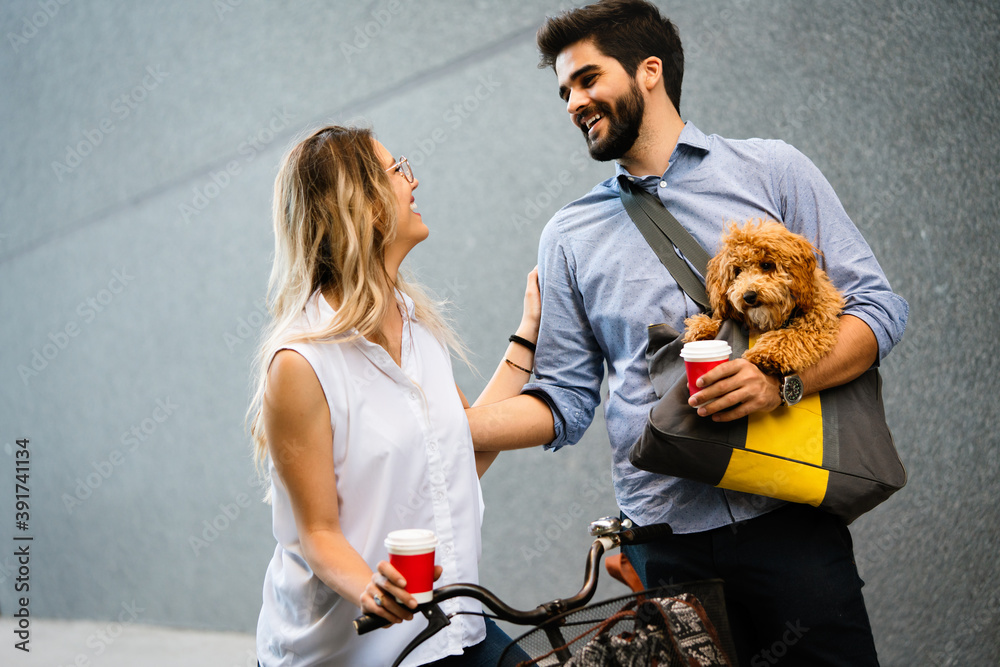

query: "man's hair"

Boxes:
[537, 0, 684, 113]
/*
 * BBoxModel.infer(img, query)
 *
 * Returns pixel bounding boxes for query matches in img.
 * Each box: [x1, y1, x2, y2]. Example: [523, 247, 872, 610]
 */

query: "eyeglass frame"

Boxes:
[385, 156, 414, 183]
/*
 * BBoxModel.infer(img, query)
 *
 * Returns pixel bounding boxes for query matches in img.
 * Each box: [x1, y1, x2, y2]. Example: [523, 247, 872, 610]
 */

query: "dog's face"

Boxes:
[706, 219, 818, 331]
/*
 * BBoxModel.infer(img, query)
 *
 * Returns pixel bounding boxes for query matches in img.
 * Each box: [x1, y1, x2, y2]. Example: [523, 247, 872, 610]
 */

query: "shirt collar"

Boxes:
[396, 289, 417, 320]
[614, 120, 710, 183]
[310, 288, 418, 335]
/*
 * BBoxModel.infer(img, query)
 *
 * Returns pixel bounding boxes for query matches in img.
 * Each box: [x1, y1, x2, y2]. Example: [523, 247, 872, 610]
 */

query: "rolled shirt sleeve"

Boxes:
[522, 219, 605, 451]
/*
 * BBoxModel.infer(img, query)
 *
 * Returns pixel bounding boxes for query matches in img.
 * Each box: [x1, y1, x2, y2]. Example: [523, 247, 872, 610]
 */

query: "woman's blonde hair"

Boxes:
[248, 125, 465, 482]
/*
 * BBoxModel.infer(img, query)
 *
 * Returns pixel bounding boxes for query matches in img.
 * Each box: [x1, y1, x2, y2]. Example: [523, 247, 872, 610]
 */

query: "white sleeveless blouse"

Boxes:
[256, 291, 486, 666]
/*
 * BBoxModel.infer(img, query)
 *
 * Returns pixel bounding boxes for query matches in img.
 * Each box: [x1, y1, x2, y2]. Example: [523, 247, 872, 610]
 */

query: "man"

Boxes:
[467, 1, 908, 664]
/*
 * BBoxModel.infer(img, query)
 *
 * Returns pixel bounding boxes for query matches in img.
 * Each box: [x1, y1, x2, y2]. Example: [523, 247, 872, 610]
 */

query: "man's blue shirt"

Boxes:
[523, 121, 909, 532]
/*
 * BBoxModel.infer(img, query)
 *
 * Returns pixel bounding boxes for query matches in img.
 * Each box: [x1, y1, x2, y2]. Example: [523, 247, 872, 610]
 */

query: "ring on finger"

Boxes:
[373, 593, 383, 608]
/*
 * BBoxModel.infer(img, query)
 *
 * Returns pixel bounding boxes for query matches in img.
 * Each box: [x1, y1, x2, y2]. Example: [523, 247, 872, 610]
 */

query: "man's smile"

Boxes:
[578, 111, 605, 137]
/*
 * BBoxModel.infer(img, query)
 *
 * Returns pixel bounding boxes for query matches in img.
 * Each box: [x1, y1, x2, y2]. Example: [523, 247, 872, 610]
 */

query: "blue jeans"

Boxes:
[421, 616, 526, 666]
[622, 503, 879, 667]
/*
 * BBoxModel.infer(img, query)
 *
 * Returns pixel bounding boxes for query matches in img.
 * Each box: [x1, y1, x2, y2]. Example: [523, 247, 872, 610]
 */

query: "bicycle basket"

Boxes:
[497, 579, 736, 667]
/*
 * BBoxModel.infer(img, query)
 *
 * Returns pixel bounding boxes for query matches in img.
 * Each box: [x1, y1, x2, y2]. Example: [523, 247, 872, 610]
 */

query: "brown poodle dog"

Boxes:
[683, 219, 845, 376]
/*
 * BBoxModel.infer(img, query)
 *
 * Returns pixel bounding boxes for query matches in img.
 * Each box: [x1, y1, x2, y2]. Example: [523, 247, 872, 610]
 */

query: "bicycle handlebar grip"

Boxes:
[618, 522, 673, 545]
[353, 612, 391, 635]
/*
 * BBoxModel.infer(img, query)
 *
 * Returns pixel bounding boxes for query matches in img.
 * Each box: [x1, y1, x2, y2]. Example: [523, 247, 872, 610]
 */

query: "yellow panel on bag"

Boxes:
[719, 449, 830, 506]
[744, 332, 825, 465]
[745, 393, 824, 465]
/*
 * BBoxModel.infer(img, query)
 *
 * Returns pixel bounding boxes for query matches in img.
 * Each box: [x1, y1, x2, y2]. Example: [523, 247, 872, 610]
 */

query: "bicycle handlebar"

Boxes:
[354, 519, 673, 636]
[353, 607, 395, 634]
[354, 540, 608, 635]
[616, 521, 674, 546]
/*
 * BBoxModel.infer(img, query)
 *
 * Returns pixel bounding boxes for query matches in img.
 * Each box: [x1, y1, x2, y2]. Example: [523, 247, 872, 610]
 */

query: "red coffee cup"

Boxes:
[680, 340, 732, 399]
[385, 529, 437, 603]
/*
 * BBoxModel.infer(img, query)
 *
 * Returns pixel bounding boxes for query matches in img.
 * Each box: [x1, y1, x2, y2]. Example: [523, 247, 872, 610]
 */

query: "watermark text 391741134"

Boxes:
[13, 438, 32, 653]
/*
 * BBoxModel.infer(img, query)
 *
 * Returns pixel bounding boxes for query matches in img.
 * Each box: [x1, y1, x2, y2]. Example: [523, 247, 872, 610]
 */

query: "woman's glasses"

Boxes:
[385, 156, 413, 183]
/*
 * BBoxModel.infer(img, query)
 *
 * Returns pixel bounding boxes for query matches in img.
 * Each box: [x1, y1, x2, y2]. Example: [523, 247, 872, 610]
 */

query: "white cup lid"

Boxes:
[385, 529, 437, 554]
[680, 340, 732, 361]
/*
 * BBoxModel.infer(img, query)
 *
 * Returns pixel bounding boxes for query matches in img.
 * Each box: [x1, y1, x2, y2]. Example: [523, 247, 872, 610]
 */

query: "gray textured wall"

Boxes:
[1, 1, 997, 665]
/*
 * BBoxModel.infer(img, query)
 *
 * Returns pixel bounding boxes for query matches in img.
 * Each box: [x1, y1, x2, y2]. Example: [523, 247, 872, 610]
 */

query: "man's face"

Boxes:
[555, 40, 645, 162]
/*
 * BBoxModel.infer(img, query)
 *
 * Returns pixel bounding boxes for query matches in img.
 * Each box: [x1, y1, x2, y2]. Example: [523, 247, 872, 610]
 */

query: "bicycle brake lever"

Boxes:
[390, 603, 450, 667]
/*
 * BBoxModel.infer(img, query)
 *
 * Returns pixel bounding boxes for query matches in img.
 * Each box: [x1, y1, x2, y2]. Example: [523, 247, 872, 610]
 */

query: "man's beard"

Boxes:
[584, 80, 645, 162]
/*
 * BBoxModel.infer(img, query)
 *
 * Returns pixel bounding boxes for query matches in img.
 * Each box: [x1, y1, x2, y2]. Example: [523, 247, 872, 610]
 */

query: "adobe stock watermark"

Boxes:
[62, 397, 181, 514]
[854, 475, 941, 573]
[51, 65, 169, 182]
[178, 106, 295, 224]
[54, 600, 145, 667]
[770, 81, 833, 142]
[840, 0, 926, 38]
[749, 620, 810, 666]
[339, 0, 414, 64]
[520, 469, 613, 564]
[213, 0, 243, 21]
[0, 551, 20, 588]
[188, 491, 253, 556]
[17, 267, 135, 386]
[7, 0, 73, 53]
[923, 587, 1000, 666]
[436, 275, 469, 304]
[245, 471, 270, 499]
[393, 473, 446, 523]
[852, 80, 957, 234]
[882, 327, 929, 376]
[223, 300, 268, 353]
[681, 0, 755, 61]
[510, 150, 589, 232]
[401, 73, 503, 169]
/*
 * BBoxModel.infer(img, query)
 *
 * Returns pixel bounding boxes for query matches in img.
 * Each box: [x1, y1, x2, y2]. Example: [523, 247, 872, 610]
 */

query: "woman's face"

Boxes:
[374, 140, 428, 257]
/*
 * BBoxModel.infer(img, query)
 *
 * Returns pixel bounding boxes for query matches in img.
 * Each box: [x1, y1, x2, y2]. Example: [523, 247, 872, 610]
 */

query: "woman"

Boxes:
[249, 125, 539, 666]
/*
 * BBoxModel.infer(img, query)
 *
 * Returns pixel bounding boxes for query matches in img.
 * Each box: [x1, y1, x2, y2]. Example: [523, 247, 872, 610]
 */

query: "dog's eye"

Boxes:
[733, 267, 742, 277]
[760, 261, 775, 271]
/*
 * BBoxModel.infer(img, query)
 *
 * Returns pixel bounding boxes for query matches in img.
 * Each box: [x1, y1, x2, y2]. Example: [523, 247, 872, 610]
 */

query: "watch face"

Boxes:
[784, 375, 804, 405]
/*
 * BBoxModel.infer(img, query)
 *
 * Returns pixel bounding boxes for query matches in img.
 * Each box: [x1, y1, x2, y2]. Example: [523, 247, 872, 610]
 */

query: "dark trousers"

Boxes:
[622, 503, 879, 667]
[422, 616, 524, 666]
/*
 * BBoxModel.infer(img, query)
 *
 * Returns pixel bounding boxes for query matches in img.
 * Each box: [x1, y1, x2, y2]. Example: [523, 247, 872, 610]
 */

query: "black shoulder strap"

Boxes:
[617, 175, 711, 310]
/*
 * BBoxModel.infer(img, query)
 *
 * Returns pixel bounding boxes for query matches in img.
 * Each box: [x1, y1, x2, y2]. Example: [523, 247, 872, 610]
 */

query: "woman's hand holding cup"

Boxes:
[361, 561, 443, 624]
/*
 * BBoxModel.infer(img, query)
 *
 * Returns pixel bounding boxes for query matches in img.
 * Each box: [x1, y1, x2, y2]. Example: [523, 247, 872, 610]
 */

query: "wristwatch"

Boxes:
[779, 374, 804, 407]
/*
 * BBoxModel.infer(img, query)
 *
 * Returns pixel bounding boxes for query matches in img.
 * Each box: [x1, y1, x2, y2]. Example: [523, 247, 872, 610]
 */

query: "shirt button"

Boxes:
[429, 441, 438, 452]
[409, 391, 417, 400]
[659, 181, 667, 188]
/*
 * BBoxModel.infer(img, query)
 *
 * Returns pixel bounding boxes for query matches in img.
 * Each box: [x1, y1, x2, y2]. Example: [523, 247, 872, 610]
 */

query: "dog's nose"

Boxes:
[743, 291, 758, 306]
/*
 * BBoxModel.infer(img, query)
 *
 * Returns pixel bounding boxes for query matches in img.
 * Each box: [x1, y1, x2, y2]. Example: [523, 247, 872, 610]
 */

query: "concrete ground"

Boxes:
[0, 617, 256, 667]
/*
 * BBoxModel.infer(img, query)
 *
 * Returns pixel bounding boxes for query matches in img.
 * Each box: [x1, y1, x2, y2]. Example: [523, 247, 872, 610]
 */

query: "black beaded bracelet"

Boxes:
[508, 334, 536, 353]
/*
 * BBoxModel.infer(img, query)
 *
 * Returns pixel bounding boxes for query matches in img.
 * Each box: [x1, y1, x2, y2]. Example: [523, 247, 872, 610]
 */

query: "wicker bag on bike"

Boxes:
[500, 580, 733, 666]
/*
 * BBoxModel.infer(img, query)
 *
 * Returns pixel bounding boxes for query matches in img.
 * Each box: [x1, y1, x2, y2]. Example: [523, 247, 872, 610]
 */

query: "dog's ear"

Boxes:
[706, 225, 740, 319]
[787, 233, 819, 312]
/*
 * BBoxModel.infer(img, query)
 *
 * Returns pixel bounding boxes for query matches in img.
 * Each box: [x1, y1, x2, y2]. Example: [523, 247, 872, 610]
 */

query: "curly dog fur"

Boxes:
[683, 219, 845, 376]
